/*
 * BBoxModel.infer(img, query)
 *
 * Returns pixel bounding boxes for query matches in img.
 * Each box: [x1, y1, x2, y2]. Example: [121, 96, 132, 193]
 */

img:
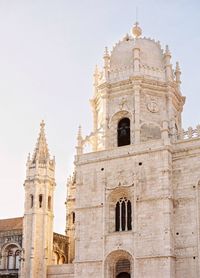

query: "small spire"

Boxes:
[132, 22, 142, 38]
[93, 64, 99, 79]
[175, 61, 181, 87]
[76, 125, 83, 155]
[32, 120, 50, 164]
[104, 46, 109, 57]
[175, 61, 180, 72]
[103, 47, 110, 79]
[77, 125, 82, 140]
[165, 45, 171, 55]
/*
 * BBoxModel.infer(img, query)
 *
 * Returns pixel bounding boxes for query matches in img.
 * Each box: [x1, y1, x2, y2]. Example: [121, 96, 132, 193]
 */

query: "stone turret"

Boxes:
[21, 121, 55, 278]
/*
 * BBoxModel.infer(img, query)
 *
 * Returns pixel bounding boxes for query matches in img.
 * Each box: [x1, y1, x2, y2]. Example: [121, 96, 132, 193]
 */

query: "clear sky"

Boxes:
[0, 0, 200, 234]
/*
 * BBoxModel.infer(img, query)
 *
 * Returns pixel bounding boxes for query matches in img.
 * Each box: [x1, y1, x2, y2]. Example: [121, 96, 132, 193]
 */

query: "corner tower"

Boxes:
[21, 121, 55, 278]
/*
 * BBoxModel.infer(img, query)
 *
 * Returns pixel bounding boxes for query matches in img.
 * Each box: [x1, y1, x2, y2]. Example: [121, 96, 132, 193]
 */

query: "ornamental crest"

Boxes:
[146, 97, 159, 113]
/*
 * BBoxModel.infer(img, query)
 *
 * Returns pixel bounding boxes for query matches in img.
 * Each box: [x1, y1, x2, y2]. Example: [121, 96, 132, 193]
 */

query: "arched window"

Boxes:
[15, 250, 20, 269]
[72, 212, 75, 224]
[7, 250, 14, 269]
[30, 194, 34, 208]
[117, 118, 130, 147]
[48, 196, 51, 210]
[115, 197, 132, 232]
[39, 194, 43, 208]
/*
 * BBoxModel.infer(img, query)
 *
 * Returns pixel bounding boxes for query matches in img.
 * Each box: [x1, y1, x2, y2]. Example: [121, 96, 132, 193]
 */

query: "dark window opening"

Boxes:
[39, 194, 43, 208]
[72, 212, 75, 224]
[115, 197, 132, 232]
[30, 194, 34, 208]
[117, 118, 130, 147]
[115, 202, 120, 231]
[116, 273, 130, 278]
[121, 201, 126, 231]
[127, 200, 132, 230]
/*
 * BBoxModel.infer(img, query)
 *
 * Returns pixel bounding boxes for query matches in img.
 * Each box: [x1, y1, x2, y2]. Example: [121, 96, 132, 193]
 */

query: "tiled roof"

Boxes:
[0, 217, 23, 232]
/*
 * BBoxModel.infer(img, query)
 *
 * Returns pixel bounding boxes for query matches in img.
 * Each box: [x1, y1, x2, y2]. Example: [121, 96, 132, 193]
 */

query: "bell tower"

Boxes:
[66, 23, 189, 278]
[87, 23, 185, 153]
[21, 121, 55, 278]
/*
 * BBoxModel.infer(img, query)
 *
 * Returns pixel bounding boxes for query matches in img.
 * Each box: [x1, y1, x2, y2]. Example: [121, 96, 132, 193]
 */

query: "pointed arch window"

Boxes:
[72, 212, 75, 224]
[115, 197, 132, 232]
[39, 194, 43, 208]
[117, 118, 130, 147]
[30, 194, 34, 208]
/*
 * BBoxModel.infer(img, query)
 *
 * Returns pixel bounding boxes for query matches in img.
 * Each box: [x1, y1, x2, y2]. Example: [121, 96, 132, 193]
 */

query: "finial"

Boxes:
[76, 125, 83, 155]
[176, 61, 180, 71]
[104, 46, 109, 57]
[78, 125, 82, 138]
[175, 61, 181, 87]
[132, 22, 142, 38]
[165, 45, 170, 54]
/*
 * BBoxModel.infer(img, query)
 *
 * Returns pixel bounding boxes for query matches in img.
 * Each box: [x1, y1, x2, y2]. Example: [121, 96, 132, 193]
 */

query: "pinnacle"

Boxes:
[77, 125, 82, 139]
[176, 61, 180, 71]
[32, 120, 50, 164]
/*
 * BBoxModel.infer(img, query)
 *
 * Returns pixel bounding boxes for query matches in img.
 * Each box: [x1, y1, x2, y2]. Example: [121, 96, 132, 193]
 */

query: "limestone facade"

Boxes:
[65, 23, 200, 278]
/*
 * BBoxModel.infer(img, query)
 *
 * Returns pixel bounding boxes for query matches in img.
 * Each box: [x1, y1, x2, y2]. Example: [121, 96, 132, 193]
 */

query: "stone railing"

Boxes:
[98, 64, 165, 84]
[177, 125, 200, 140]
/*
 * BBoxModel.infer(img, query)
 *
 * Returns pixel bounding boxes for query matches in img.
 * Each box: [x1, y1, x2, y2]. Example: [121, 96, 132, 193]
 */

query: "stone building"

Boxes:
[65, 23, 200, 278]
[1, 22, 200, 277]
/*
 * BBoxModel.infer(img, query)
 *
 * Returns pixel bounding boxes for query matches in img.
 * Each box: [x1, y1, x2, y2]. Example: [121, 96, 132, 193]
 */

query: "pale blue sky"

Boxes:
[0, 0, 199, 234]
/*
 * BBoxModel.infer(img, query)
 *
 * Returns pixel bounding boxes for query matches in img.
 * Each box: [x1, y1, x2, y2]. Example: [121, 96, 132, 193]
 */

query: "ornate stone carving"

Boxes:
[146, 97, 159, 113]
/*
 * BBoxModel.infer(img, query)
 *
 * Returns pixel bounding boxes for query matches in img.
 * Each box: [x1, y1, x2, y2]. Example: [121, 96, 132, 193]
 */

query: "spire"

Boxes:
[76, 125, 83, 155]
[32, 120, 50, 164]
[103, 47, 110, 80]
[103, 47, 110, 67]
[175, 61, 181, 88]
